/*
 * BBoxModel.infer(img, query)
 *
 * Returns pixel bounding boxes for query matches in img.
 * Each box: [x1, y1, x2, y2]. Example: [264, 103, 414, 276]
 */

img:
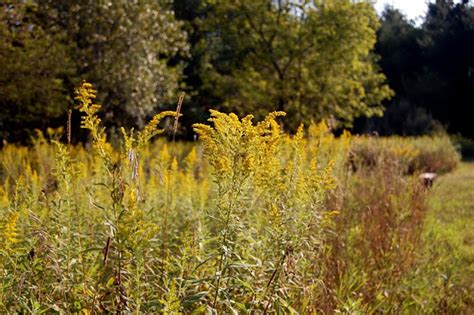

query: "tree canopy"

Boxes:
[1, 0, 473, 142]
[0, 1, 74, 141]
[1, 0, 188, 143]
[36, 0, 189, 128]
[194, 0, 393, 130]
[357, 0, 474, 138]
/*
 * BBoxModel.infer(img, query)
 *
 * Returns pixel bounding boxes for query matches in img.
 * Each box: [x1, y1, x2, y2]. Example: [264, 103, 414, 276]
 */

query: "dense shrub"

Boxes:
[351, 135, 460, 175]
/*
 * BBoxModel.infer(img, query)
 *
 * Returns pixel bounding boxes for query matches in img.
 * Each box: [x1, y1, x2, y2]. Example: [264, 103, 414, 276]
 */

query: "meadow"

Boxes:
[0, 82, 470, 314]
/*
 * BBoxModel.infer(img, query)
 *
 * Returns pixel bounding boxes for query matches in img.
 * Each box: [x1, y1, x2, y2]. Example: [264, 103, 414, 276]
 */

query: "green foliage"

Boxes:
[199, 0, 393, 129]
[0, 0, 188, 143]
[419, 0, 474, 138]
[0, 0, 74, 142]
[361, 1, 474, 138]
[37, 0, 188, 128]
[3, 0, 474, 143]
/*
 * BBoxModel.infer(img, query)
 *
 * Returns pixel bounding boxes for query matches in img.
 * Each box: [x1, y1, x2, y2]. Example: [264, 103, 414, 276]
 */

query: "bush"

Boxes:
[351, 135, 460, 175]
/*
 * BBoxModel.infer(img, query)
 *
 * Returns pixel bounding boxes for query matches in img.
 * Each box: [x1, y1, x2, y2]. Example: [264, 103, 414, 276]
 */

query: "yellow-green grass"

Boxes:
[423, 162, 474, 311]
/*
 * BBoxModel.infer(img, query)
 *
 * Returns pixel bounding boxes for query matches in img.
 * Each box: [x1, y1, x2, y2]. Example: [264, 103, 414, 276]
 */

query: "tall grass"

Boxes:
[0, 82, 465, 313]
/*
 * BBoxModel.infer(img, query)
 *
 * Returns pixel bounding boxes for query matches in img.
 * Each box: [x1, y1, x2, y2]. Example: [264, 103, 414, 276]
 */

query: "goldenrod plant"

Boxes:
[0, 82, 468, 313]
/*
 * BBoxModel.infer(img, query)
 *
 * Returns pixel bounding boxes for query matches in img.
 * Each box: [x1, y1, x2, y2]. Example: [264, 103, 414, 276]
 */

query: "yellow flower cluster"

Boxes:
[75, 81, 113, 162]
[3, 211, 19, 250]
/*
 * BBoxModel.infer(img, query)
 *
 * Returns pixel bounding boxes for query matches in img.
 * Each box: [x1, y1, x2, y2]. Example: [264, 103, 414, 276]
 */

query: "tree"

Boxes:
[376, 7, 423, 94]
[1, 0, 189, 143]
[353, 6, 439, 136]
[0, 0, 74, 143]
[172, 0, 213, 135]
[364, 1, 474, 138]
[36, 0, 189, 129]
[419, 0, 474, 138]
[198, 0, 393, 130]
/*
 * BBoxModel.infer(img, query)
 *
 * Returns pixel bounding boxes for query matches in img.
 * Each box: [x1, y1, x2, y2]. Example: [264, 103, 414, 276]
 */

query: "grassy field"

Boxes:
[422, 161, 474, 312]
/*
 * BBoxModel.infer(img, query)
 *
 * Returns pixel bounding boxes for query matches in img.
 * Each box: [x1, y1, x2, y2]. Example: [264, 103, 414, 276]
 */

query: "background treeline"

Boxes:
[356, 0, 474, 140]
[1, 0, 473, 144]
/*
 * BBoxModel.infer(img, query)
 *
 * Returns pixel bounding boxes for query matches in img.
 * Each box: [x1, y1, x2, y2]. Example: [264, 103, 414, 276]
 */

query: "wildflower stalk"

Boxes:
[76, 81, 177, 312]
[212, 168, 242, 307]
[263, 248, 291, 314]
[161, 93, 184, 277]
[161, 165, 172, 276]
